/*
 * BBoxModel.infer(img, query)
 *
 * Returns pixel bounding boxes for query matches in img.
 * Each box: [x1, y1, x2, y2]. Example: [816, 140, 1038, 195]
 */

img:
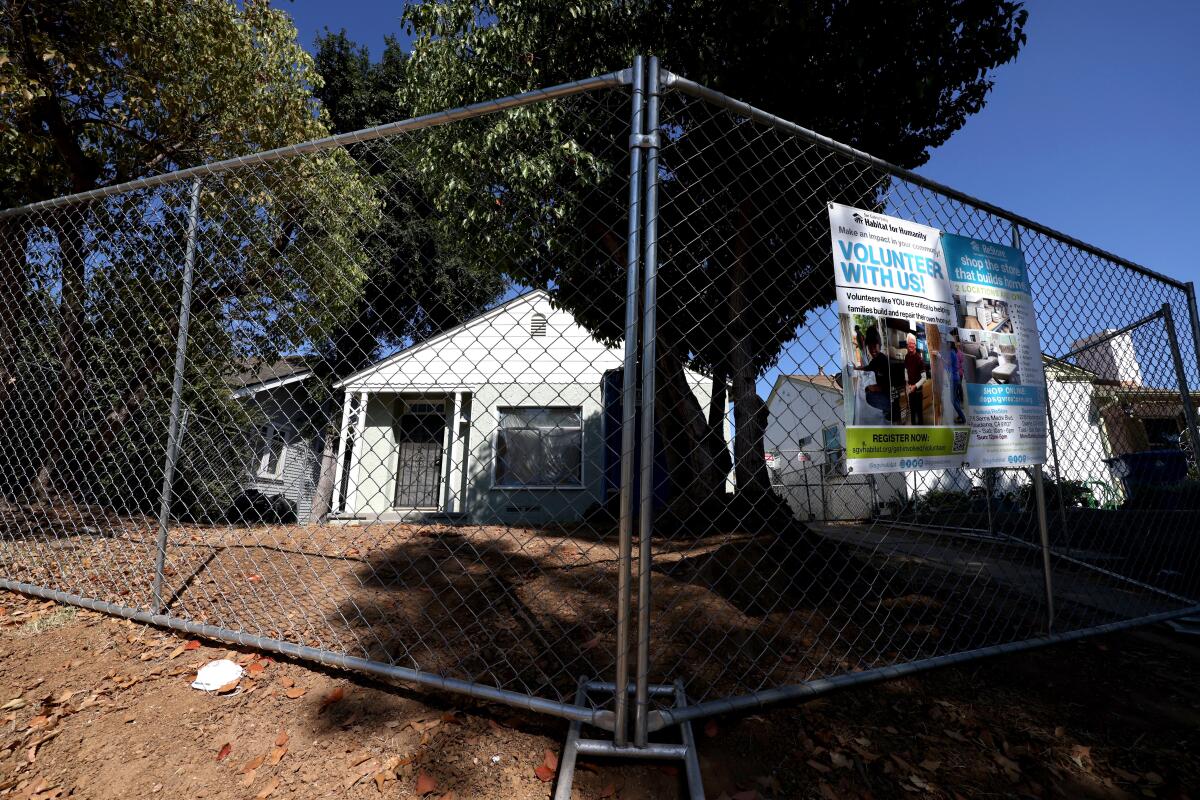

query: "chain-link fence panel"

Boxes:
[639, 70, 1200, 732]
[3, 60, 1199, 752]
[0, 73, 641, 725]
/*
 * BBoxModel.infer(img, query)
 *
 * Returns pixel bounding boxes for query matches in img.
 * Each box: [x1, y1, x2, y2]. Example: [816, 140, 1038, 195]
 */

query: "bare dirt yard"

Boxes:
[0, 591, 1197, 800]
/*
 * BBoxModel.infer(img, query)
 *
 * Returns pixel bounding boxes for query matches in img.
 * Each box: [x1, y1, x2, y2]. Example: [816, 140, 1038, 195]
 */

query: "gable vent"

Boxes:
[530, 312, 548, 337]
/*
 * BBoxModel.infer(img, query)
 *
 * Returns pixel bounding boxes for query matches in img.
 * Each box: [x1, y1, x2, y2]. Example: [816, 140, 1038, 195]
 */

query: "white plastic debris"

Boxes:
[190, 659, 244, 691]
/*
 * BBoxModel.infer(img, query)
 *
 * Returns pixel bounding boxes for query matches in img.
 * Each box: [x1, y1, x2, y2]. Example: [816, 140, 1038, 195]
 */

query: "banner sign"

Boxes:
[829, 202, 1047, 473]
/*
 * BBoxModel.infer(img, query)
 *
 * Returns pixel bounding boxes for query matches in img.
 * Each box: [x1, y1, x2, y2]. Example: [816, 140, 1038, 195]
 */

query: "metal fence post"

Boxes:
[151, 178, 202, 614]
[634, 55, 661, 748]
[1182, 282, 1200, 465]
[1013, 224, 1056, 633]
[613, 54, 645, 748]
[1162, 303, 1200, 461]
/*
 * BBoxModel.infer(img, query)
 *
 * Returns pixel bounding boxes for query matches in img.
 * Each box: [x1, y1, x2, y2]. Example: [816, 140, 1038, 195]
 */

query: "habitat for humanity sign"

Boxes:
[828, 202, 1047, 474]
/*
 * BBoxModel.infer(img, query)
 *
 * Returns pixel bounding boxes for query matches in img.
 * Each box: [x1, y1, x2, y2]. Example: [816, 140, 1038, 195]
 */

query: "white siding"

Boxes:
[339, 292, 623, 392]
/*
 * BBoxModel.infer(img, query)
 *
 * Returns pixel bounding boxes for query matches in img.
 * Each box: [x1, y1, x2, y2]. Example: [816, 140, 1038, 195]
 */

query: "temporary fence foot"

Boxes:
[552, 679, 705, 800]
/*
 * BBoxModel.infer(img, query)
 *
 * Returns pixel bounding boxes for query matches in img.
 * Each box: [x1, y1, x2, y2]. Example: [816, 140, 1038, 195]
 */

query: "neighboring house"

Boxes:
[767, 349, 1199, 519]
[764, 370, 907, 521]
[330, 290, 725, 524]
[227, 357, 325, 523]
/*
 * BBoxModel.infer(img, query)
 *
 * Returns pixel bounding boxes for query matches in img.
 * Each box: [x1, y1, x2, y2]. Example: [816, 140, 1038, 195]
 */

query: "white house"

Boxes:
[764, 354, 1161, 520]
[764, 371, 909, 521]
[329, 290, 724, 524]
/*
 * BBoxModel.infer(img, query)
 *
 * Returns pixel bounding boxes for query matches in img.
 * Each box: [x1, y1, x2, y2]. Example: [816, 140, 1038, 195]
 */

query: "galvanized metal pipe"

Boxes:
[1162, 303, 1200, 465]
[0, 577, 610, 727]
[1012, 224, 1055, 634]
[574, 740, 689, 759]
[646, 602, 1200, 732]
[613, 55, 645, 748]
[658, 70, 1186, 292]
[152, 178, 202, 614]
[0, 71, 632, 221]
[634, 56, 661, 749]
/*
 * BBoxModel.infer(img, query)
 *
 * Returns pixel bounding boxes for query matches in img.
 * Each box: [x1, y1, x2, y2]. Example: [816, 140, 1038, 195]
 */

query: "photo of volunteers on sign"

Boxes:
[829, 202, 1047, 473]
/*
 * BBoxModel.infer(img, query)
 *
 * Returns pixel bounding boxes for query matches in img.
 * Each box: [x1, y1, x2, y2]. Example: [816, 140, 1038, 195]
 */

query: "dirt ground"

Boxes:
[0, 591, 1197, 800]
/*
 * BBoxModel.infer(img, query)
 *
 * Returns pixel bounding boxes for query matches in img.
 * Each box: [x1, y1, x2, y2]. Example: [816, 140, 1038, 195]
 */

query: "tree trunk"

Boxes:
[309, 414, 339, 521]
[656, 344, 730, 514]
[729, 201, 770, 496]
[30, 215, 87, 503]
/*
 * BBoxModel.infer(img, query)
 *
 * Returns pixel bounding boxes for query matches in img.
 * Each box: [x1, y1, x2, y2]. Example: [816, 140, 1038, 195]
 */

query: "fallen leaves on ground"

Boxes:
[534, 749, 559, 782]
[415, 771, 438, 795]
[319, 686, 345, 712]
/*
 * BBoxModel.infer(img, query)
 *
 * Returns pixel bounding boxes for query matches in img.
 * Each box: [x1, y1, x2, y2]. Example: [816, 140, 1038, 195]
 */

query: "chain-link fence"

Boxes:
[2, 58, 1198, 776]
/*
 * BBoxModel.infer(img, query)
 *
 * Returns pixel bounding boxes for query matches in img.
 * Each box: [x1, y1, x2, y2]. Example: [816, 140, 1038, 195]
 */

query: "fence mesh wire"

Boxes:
[645, 79, 1200, 713]
[1, 65, 1198, 732]
[0, 79, 636, 711]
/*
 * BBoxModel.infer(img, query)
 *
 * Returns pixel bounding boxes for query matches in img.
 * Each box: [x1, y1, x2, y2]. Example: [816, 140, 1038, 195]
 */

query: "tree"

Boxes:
[304, 30, 507, 519]
[398, 0, 1028, 515]
[0, 0, 377, 505]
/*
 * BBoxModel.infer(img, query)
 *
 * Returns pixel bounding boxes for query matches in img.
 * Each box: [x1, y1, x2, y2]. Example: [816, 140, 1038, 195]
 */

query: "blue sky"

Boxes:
[285, 0, 1200, 288]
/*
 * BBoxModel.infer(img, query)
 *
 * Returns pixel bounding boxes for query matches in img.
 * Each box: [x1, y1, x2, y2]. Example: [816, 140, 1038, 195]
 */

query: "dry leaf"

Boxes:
[704, 719, 718, 738]
[216, 742, 232, 761]
[216, 679, 239, 694]
[184, 640, 200, 651]
[279, 677, 295, 689]
[1, 698, 27, 711]
[285, 687, 306, 699]
[247, 662, 266, 676]
[415, 771, 438, 795]
[319, 686, 345, 711]
[534, 749, 558, 783]
[267, 745, 287, 766]
[436, 792, 456, 800]
[240, 769, 257, 788]
[242, 755, 266, 773]
[167, 644, 186, 660]
[275, 729, 289, 748]
[599, 784, 616, 798]
[255, 777, 280, 799]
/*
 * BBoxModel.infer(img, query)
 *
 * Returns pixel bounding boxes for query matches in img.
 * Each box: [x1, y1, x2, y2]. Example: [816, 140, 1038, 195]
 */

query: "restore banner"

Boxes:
[829, 202, 1047, 473]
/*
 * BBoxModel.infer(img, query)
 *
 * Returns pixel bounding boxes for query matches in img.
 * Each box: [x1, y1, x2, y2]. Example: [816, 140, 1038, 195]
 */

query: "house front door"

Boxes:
[393, 404, 446, 508]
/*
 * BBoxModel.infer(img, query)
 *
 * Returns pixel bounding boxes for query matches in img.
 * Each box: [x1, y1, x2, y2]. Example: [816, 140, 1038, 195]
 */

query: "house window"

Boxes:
[495, 407, 583, 488]
[1142, 416, 1182, 449]
[258, 423, 287, 479]
[822, 424, 842, 477]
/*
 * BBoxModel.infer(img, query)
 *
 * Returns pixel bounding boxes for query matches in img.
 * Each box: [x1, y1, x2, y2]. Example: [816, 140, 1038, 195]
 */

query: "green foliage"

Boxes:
[397, 0, 1029, 499]
[1, 0, 339, 204]
[0, 0, 379, 507]
[311, 31, 506, 376]
[1014, 474, 1093, 511]
[913, 488, 976, 518]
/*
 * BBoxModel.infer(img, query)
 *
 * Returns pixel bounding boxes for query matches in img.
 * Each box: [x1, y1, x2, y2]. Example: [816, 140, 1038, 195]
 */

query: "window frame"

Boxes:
[257, 422, 288, 480]
[491, 405, 585, 490]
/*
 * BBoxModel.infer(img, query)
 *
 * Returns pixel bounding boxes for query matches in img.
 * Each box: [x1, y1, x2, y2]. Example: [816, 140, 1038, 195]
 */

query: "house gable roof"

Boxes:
[335, 290, 625, 391]
[766, 372, 842, 409]
[228, 356, 316, 398]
